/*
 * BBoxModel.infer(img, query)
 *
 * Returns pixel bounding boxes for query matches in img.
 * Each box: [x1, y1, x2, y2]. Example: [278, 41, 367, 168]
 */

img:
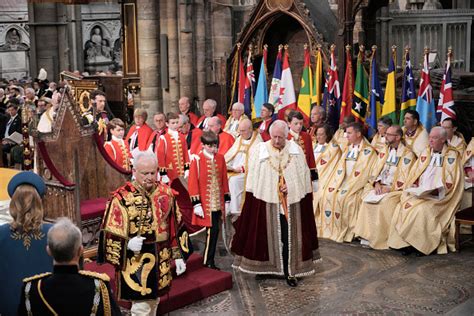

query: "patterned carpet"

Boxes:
[172, 237, 474, 315]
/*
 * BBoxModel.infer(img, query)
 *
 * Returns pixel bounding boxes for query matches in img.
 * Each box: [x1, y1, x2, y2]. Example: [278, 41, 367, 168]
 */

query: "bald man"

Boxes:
[204, 116, 235, 155]
[224, 118, 262, 216]
[178, 96, 199, 127]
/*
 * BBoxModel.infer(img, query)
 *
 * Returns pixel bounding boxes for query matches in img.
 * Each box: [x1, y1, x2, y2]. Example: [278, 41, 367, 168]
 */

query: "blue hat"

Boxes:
[7, 171, 46, 198]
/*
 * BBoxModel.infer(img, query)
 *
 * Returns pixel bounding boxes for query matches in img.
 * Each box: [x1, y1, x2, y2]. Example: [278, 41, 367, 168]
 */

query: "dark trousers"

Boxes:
[203, 211, 221, 265]
[280, 214, 290, 277]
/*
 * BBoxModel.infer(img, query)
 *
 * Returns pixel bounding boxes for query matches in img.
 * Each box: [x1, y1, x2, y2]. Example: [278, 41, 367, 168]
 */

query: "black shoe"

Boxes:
[286, 276, 298, 287]
[204, 263, 220, 270]
[415, 251, 426, 257]
[400, 246, 414, 256]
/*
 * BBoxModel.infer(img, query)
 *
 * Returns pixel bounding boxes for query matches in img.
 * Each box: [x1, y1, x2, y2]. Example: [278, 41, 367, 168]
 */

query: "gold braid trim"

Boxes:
[23, 272, 51, 283]
[79, 270, 110, 282]
[99, 280, 112, 316]
[38, 279, 58, 316]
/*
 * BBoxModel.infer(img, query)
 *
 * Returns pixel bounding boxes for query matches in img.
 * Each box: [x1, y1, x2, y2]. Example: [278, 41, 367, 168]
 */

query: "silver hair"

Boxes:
[232, 102, 244, 111]
[179, 113, 190, 124]
[134, 151, 158, 168]
[0, 88, 4, 94]
[47, 218, 82, 263]
[203, 99, 217, 110]
[269, 119, 289, 138]
[312, 106, 326, 119]
[25, 87, 35, 95]
[432, 126, 448, 139]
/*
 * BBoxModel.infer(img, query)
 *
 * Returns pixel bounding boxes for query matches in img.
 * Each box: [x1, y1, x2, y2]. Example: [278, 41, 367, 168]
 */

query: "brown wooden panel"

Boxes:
[123, 2, 139, 76]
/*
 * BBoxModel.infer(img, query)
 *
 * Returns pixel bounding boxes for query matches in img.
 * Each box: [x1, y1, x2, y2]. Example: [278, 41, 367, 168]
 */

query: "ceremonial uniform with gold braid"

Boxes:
[18, 265, 121, 316]
[98, 181, 186, 301]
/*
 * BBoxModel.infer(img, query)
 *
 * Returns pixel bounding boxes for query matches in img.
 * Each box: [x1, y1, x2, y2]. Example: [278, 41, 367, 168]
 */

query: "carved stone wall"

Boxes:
[0, 0, 29, 80]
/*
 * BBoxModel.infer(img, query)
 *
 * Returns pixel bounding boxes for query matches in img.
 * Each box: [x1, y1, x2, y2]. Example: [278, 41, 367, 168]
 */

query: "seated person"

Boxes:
[1, 100, 22, 166]
[388, 127, 463, 255]
[125, 108, 153, 152]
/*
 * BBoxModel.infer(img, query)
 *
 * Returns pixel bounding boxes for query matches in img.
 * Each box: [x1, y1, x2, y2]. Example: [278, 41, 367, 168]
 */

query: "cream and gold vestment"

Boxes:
[353, 143, 416, 249]
[388, 145, 463, 255]
[224, 131, 262, 215]
[402, 124, 429, 157]
[318, 138, 377, 242]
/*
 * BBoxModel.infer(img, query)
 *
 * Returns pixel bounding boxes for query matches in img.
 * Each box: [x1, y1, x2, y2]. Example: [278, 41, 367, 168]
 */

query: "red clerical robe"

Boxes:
[288, 131, 317, 171]
[193, 131, 235, 156]
[188, 151, 230, 227]
[146, 128, 168, 153]
[183, 111, 199, 127]
[104, 138, 132, 171]
[196, 113, 227, 130]
[257, 118, 274, 142]
[188, 128, 203, 155]
[125, 123, 154, 151]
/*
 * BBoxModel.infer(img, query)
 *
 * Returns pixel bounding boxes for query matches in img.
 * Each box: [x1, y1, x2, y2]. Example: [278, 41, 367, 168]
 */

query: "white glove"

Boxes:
[175, 258, 186, 276]
[193, 205, 204, 218]
[161, 174, 170, 184]
[184, 169, 189, 179]
[127, 236, 145, 252]
[225, 201, 231, 216]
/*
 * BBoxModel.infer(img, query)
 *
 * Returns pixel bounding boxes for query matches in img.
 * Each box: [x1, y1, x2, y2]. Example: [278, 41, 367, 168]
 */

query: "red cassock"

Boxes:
[157, 133, 190, 181]
[257, 118, 274, 142]
[188, 128, 203, 155]
[196, 113, 227, 129]
[146, 128, 167, 153]
[185, 111, 199, 127]
[288, 131, 316, 170]
[125, 123, 154, 151]
[104, 139, 132, 171]
[188, 151, 230, 227]
[192, 131, 235, 156]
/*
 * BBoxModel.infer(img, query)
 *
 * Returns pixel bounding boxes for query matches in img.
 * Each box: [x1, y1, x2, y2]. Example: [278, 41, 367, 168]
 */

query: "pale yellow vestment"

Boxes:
[388, 145, 463, 255]
[402, 125, 429, 158]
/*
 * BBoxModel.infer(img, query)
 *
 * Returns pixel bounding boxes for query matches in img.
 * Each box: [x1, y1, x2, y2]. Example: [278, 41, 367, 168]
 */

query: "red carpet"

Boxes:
[84, 253, 233, 314]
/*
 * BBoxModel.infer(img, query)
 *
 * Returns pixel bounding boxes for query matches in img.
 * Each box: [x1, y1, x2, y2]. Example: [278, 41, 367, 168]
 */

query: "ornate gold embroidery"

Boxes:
[179, 231, 189, 253]
[122, 253, 155, 296]
[11, 229, 44, 250]
[105, 239, 122, 266]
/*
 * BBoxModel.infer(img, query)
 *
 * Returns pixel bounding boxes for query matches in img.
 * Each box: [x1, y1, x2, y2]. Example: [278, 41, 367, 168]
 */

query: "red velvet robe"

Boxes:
[125, 123, 153, 151]
[104, 139, 132, 171]
[188, 151, 230, 227]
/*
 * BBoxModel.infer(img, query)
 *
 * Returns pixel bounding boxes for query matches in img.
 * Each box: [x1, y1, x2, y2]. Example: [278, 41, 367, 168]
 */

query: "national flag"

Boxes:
[243, 48, 256, 118]
[228, 44, 240, 110]
[297, 45, 314, 125]
[398, 49, 417, 125]
[352, 47, 369, 122]
[312, 47, 323, 106]
[276, 46, 297, 119]
[340, 45, 354, 125]
[268, 45, 283, 108]
[367, 47, 384, 137]
[381, 47, 397, 124]
[254, 45, 268, 119]
[437, 50, 456, 122]
[416, 49, 437, 131]
[324, 45, 341, 129]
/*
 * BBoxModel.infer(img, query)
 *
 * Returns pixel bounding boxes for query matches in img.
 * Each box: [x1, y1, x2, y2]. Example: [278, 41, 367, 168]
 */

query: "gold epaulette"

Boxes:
[79, 270, 110, 282]
[23, 272, 52, 283]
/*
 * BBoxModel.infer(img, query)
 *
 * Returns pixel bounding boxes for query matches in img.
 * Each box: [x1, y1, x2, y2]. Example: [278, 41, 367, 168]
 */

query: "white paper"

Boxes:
[363, 190, 388, 204]
[4, 131, 22, 145]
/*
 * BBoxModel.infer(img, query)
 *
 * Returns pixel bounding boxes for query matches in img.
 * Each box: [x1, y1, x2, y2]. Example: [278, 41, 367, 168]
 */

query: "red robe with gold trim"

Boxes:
[188, 151, 230, 227]
[104, 138, 132, 171]
[157, 132, 190, 181]
[125, 123, 154, 151]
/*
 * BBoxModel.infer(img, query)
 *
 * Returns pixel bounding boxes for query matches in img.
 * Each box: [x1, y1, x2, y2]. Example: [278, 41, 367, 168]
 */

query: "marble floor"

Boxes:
[172, 236, 474, 315]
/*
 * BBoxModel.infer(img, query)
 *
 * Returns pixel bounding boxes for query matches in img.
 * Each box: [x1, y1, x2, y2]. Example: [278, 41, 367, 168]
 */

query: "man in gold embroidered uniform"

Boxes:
[354, 125, 416, 249]
[388, 127, 463, 255]
[18, 218, 121, 316]
[98, 152, 187, 315]
[224, 118, 262, 216]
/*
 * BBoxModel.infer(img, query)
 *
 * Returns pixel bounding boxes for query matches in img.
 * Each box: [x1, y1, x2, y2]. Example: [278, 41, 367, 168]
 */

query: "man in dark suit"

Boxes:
[18, 218, 122, 316]
[1, 100, 22, 166]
